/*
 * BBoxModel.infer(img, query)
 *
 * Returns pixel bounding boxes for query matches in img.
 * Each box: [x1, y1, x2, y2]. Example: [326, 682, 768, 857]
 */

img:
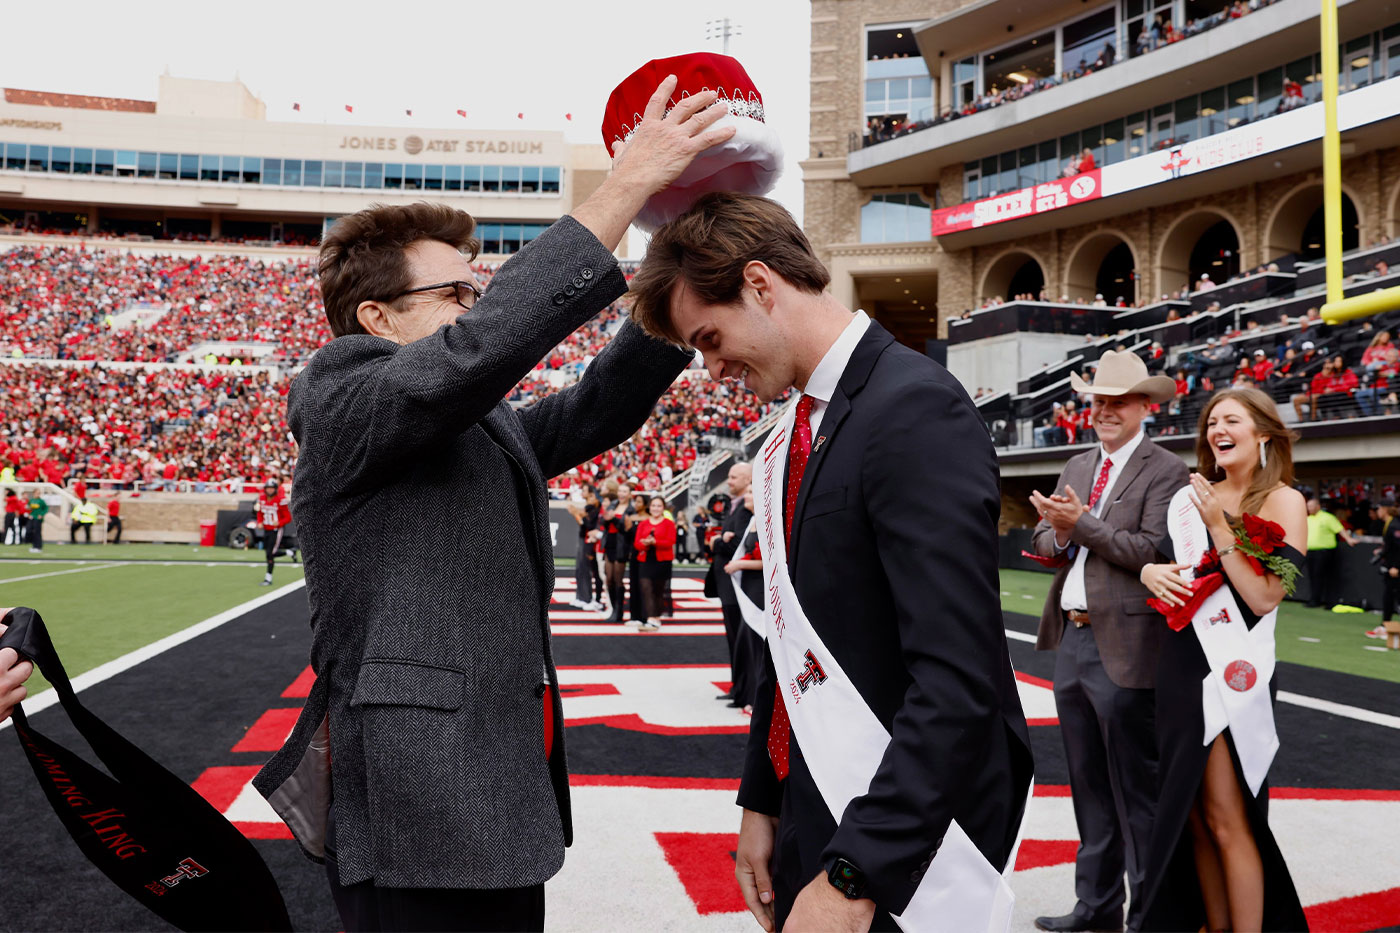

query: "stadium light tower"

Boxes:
[1320, 0, 1400, 323]
[705, 18, 742, 55]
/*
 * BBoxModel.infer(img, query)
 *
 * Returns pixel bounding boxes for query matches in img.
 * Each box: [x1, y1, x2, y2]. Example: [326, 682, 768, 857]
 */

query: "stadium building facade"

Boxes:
[802, 0, 1400, 528]
[0, 75, 611, 254]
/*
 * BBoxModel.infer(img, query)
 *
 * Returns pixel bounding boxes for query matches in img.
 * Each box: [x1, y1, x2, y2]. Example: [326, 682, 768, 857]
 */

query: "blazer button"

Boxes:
[909, 869, 923, 883]
[919, 858, 931, 870]
[552, 293, 565, 305]
[564, 284, 576, 297]
[580, 268, 594, 279]
[572, 277, 585, 289]
[534, 683, 548, 698]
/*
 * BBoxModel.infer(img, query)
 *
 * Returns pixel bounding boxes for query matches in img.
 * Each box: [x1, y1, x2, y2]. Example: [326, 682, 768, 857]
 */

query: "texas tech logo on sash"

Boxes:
[791, 649, 828, 698]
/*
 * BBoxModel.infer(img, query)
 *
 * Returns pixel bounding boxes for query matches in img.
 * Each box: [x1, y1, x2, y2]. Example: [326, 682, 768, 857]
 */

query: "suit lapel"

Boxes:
[787, 322, 893, 567]
[1098, 439, 1152, 522]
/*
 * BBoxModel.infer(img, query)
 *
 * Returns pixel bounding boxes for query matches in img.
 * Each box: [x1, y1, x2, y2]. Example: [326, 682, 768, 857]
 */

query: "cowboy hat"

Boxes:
[1069, 349, 1176, 403]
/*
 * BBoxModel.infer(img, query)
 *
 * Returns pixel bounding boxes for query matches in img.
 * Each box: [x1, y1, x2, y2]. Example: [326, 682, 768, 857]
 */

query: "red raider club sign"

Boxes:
[929, 74, 1400, 237]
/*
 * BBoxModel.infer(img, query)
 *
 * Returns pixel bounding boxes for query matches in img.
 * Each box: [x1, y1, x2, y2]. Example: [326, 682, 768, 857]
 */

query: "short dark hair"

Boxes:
[318, 202, 480, 338]
[628, 192, 831, 345]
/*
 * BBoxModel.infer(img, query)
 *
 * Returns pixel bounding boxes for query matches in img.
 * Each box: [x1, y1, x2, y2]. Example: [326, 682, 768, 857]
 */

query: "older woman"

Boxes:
[632, 496, 677, 632]
[1137, 388, 1308, 932]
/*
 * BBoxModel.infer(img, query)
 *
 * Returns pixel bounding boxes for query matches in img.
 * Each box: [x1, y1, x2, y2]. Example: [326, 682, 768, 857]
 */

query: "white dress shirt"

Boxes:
[800, 310, 871, 436]
[1059, 427, 1147, 612]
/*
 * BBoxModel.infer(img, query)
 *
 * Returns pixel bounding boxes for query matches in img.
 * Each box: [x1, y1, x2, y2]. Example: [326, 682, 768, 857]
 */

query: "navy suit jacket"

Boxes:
[736, 321, 1033, 917]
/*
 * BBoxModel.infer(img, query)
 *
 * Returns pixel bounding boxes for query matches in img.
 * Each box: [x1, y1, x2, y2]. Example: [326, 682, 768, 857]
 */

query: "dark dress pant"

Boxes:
[325, 810, 545, 932]
[1053, 621, 1158, 929]
[1305, 546, 1337, 607]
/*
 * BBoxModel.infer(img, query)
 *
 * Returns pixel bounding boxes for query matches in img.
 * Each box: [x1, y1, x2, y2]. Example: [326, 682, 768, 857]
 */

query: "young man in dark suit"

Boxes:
[1028, 351, 1188, 932]
[629, 192, 1033, 933]
[255, 78, 737, 932]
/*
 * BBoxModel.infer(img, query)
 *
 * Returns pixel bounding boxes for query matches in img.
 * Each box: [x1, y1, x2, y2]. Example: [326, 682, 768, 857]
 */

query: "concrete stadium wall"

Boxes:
[947, 331, 1086, 397]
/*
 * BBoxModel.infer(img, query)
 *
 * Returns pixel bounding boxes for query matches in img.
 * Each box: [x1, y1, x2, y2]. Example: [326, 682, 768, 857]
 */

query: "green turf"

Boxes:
[998, 568, 1400, 685]
[2, 561, 304, 697]
[0, 541, 281, 562]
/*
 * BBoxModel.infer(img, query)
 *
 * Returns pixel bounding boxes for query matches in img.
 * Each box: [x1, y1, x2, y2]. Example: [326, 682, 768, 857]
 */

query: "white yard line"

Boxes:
[1, 579, 307, 731]
[1004, 626, 1400, 730]
[0, 563, 122, 585]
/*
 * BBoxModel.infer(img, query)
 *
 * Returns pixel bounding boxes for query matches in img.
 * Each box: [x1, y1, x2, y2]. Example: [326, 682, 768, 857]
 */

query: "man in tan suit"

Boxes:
[1028, 351, 1187, 933]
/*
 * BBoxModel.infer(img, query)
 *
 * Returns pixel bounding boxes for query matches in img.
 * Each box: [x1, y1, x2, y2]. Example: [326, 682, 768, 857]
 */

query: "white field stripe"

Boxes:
[1003, 626, 1400, 730]
[1277, 690, 1400, 730]
[0, 563, 122, 585]
[0, 579, 307, 732]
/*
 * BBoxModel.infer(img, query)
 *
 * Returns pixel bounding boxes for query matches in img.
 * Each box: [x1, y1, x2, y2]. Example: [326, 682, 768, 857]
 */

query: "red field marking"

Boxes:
[231, 708, 302, 753]
[282, 666, 315, 698]
[1304, 885, 1400, 932]
[712, 681, 733, 694]
[567, 713, 749, 736]
[655, 832, 747, 915]
[1014, 839, 1079, 871]
[1035, 784, 1073, 797]
[1027, 718, 1060, 727]
[1271, 786, 1400, 801]
[1015, 671, 1054, 690]
[190, 765, 293, 840]
[557, 683, 621, 699]
[570, 774, 742, 790]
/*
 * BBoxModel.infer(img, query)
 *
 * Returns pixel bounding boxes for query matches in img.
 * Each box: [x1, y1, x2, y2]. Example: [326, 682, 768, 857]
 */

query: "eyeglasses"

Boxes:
[390, 280, 483, 310]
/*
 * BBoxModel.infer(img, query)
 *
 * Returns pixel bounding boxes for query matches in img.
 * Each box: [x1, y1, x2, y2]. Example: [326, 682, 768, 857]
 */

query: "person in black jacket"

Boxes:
[628, 192, 1031, 933]
[708, 462, 753, 705]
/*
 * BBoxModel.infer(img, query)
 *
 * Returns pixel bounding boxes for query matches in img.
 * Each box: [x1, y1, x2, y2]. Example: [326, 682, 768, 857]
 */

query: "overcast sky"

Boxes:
[2, 0, 812, 225]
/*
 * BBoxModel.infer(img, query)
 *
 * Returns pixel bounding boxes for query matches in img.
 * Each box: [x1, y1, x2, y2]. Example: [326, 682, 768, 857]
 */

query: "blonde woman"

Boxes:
[1137, 388, 1307, 932]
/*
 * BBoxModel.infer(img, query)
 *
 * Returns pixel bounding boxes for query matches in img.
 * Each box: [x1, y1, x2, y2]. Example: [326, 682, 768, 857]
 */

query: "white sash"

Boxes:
[730, 518, 766, 637]
[753, 400, 1023, 933]
[1164, 486, 1279, 796]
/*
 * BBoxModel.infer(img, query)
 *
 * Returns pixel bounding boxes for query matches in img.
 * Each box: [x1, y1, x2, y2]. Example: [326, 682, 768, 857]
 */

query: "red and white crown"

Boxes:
[601, 52, 784, 232]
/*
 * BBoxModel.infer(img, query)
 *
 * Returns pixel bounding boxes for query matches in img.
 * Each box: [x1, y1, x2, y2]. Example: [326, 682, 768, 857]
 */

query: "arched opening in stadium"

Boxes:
[1064, 233, 1137, 305]
[979, 251, 1045, 304]
[854, 271, 940, 351]
[1157, 210, 1241, 295]
[1264, 184, 1360, 264]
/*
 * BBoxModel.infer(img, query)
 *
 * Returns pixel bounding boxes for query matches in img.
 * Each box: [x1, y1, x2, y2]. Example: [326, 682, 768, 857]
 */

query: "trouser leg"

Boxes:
[1382, 575, 1399, 621]
[1081, 642, 1159, 930]
[1305, 550, 1327, 606]
[110, 516, 122, 543]
[1053, 623, 1127, 920]
[721, 602, 741, 695]
[574, 553, 592, 603]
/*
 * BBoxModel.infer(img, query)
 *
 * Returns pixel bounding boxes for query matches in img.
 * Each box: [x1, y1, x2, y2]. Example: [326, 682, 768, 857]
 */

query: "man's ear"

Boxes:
[741, 261, 775, 311]
[356, 300, 397, 341]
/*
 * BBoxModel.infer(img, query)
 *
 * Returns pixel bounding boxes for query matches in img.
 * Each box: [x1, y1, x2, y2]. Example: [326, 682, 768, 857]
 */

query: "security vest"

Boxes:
[0, 466, 14, 484]
[76, 502, 99, 525]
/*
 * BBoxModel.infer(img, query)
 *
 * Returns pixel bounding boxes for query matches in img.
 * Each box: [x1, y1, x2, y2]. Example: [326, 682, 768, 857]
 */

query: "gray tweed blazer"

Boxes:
[253, 216, 694, 890]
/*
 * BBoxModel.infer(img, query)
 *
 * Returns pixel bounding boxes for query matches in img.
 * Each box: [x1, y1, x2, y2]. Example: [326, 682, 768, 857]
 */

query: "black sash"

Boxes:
[1, 607, 292, 932]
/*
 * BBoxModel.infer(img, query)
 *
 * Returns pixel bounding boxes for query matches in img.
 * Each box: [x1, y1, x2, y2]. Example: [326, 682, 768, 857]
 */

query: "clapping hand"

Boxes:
[1186, 472, 1229, 534]
[1030, 484, 1090, 546]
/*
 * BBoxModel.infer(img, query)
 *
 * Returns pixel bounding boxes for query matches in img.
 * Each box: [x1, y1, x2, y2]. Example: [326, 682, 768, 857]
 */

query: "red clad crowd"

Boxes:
[0, 363, 293, 491]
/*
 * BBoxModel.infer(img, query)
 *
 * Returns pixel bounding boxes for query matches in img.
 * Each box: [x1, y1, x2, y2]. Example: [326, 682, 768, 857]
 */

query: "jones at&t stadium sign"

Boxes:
[337, 135, 546, 156]
[928, 74, 1400, 238]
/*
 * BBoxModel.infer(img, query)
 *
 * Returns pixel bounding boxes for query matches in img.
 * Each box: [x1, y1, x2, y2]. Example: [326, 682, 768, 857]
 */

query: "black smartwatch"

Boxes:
[826, 856, 868, 900]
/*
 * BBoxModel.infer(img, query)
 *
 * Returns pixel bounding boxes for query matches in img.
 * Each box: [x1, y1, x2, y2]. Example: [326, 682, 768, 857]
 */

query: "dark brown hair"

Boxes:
[1194, 387, 1299, 515]
[628, 191, 831, 345]
[317, 202, 480, 337]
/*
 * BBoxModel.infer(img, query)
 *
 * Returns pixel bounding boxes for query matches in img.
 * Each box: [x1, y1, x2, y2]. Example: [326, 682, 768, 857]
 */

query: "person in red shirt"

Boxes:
[3, 489, 25, 545]
[632, 496, 677, 632]
[256, 479, 297, 585]
[1250, 349, 1275, 383]
[106, 496, 123, 544]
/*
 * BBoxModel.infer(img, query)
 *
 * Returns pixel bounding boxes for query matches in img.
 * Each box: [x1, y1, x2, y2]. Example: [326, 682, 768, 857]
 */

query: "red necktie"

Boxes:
[1087, 456, 1113, 510]
[768, 395, 815, 781]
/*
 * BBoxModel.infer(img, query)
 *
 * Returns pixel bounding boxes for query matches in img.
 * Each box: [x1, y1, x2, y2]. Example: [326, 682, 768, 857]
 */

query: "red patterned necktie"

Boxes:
[1087, 456, 1114, 510]
[769, 395, 815, 781]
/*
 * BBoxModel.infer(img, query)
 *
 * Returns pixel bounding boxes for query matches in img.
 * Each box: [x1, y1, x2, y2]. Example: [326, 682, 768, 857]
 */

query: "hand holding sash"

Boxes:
[0, 615, 33, 724]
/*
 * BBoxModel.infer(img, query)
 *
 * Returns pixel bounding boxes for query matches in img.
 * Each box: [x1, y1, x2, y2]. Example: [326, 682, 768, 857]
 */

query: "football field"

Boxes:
[1, 559, 1398, 931]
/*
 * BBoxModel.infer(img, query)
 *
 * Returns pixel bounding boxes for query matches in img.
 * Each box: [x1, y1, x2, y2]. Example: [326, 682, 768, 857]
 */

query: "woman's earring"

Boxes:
[1259, 438, 1268, 468]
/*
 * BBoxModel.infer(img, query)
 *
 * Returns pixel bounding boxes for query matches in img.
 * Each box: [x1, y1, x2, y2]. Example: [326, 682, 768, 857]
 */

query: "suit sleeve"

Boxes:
[292, 215, 626, 489]
[736, 651, 782, 817]
[821, 379, 1009, 914]
[1030, 460, 1077, 556]
[1069, 451, 1188, 573]
[518, 320, 694, 479]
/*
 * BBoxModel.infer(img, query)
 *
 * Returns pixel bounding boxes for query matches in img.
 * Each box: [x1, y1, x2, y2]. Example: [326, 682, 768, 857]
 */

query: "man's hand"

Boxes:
[723, 531, 736, 542]
[0, 616, 34, 726]
[736, 808, 779, 932]
[571, 76, 737, 252]
[1030, 484, 1089, 547]
[783, 872, 876, 933]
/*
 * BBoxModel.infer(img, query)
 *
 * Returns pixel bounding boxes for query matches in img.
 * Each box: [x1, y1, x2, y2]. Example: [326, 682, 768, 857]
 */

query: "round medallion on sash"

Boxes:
[1224, 659, 1258, 692]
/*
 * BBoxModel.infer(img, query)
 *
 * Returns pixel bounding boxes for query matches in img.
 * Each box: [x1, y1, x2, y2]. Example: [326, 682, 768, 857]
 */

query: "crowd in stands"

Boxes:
[864, 0, 1282, 148]
[0, 363, 293, 492]
[1, 219, 319, 247]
